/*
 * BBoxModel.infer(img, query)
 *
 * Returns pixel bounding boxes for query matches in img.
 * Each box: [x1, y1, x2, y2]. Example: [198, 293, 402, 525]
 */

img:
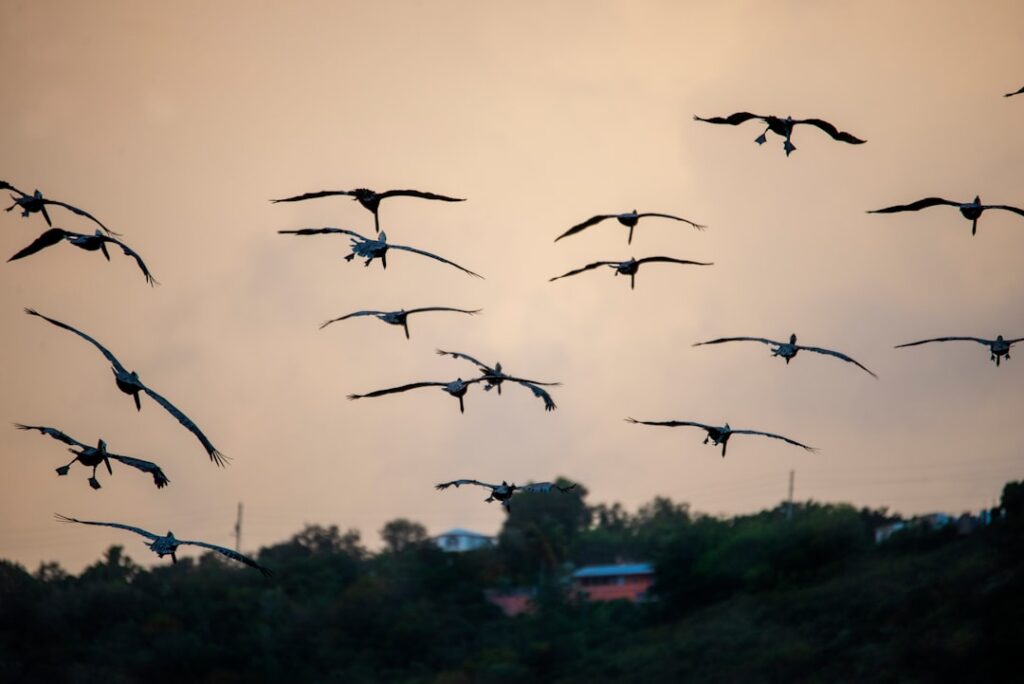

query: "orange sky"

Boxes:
[2, 1, 1023, 573]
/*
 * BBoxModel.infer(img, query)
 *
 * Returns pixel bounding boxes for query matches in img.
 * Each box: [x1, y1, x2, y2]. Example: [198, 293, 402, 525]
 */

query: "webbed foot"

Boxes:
[88, 477, 101, 490]
[755, 133, 767, 145]
[56, 466, 70, 476]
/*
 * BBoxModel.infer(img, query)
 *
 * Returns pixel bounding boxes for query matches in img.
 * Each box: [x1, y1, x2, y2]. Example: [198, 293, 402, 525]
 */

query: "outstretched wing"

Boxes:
[41, 200, 115, 235]
[984, 204, 1024, 218]
[388, 243, 484, 278]
[895, 336, 990, 348]
[180, 539, 273, 577]
[7, 228, 69, 262]
[436, 349, 491, 371]
[406, 306, 481, 316]
[519, 482, 577, 494]
[793, 118, 866, 144]
[348, 381, 445, 400]
[377, 189, 465, 203]
[625, 417, 716, 431]
[509, 379, 558, 411]
[549, 261, 617, 282]
[1004, 86, 1024, 97]
[108, 454, 171, 489]
[106, 237, 158, 286]
[693, 112, 765, 126]
[731, 429, 818, 452]
[14, 423, 89, 449]
[435, 479, 499, 491]
[24, 308, 128, 374]
[635, 213, 706, 230]
[634, 256, 714, 268]
[798, 345, 878, 378]
[693, 336, 780, 348]
[271, 190, 356, 203]
[867, 198, 961, 214]
[278, 227, 368, 241]
[138, 384, 228, 467]
[0, 180, 29, 197]
[554, 215, 615, 242]
[55, 513, 159, 540]
[319, 310, 386, 329]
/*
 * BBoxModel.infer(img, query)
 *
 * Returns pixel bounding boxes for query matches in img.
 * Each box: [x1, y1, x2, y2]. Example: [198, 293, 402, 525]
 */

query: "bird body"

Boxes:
[435, 479, 576, 511]
[626, 417, 817, 457]
[56, 514, 271, 575]
[895, 334, 1022, 366]
[693, 333, 877, 377]
[8, 227, 156, 284]
[320, 306, 480, 339]
[2, 181, 117, 234]
[868, 195, 1024, 235]
[693, 112, 866, 156]
[436, 349, 559, 410]
[271, 187, 464, 233]
[555, 210, 705, 244]
[550, 256, 712, 290]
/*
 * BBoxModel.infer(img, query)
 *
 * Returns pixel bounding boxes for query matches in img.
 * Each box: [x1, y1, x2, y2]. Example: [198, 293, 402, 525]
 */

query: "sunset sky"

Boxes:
[2, 0, 1022, 573]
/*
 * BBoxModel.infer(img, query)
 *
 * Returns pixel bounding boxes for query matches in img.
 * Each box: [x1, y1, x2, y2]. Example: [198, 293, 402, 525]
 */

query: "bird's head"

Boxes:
[97, 438, 107, 452]
[378, 231, 387, 242]
[33, 190, 42, 199]
[996, 334, 1005, 342]
[494, 362, 502, 373]
[789, 333, 797, 344]
[723, 422, 731, 431]
[973, 195, 981, 205]
[165, 531, 175, 540]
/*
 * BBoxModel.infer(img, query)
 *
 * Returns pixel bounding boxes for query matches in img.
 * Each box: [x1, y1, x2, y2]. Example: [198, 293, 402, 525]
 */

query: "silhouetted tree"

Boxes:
[380, 518, 429, 553]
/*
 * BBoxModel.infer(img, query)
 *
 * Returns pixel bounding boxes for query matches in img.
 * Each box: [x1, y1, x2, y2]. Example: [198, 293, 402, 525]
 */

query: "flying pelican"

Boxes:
[626, 418, 817, 457]
[15, 424, 169, 490]
[7, 227, 157, 285]
[693, 112, 866, 156]
[1, 180, 117, 234]
[320, 307, 481, 339]
[867, 196, 1024, 236]
[278, 228, 483, 278]
[55, 514, 272, 576]
[693, 334, 877, 378]
[348, 377, 487, 413]
[549, 256, 712, 290]
[271, 187, 464, 233]
[554, 210, 706, 245]
[435, 479, 577, 512]
[895, 334, 1022, 367]
[24, 309, 227, 466]
[1005, 86, 1024, 98]
[435, 349, 560, 411]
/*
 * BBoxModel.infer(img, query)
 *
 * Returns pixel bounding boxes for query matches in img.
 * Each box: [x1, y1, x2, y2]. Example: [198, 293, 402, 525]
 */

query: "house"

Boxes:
[433, 527, 495, 553]
[570, 563, 655, 603]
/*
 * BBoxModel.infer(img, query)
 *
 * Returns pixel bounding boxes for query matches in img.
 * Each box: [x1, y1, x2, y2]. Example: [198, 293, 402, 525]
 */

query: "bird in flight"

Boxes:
[24, 309, 227, 466]
[895, 334, 1022, 367]
[348, 377, 487, 414]
[626, 418, 817, 457]
[320, 307, 481, 339]
[15, 423, 170, 490]
[435, 479, 577, 512]
[867, 195, 1024, 236]
[1005, 86, 1024, 98]
[693, 112, 866, 156]
[2, 180, 117, 235]
[271, 187, 464, 233]
[550, 256, 712, 290]
[7, 227, 157, 285]
[56, 514, 272, 576]
[436, 349, 560, 411]
[278, 228, 483, 278]
[693, 334, 877, 378]
[555, 210, 705, 245]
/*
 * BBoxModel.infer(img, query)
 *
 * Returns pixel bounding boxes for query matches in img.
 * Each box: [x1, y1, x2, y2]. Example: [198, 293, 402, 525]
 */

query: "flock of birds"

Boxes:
[5, 85, 1023, 576]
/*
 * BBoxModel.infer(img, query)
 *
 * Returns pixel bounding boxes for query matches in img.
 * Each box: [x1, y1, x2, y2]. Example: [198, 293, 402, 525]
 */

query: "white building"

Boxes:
[433, 528, 495, 553]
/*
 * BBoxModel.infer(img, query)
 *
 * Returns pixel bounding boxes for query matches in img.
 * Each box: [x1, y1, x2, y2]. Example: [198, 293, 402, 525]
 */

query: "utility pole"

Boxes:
[786, 470, 794, 521]
[234, 502, 243, 552]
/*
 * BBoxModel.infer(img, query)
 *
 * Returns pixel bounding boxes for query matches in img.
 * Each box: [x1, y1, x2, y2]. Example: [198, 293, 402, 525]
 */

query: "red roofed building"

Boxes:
[571, 563, 655, 603]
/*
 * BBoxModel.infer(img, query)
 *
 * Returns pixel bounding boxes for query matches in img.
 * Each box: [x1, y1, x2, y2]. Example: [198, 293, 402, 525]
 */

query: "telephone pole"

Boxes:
[786, 470, 794, 521]
[234, 502, 243, 552]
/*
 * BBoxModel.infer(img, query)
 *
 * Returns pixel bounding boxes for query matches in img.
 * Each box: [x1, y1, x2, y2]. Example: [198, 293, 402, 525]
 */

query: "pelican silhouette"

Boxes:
[25, 309, 227, 466]
[868, 196, 1024, 236]
[278, 228, 483, 278]
[895, 334, 1022, 367]
[436, 349, 560, 410]
[271, 187, 464, 233]
[16, 424, 169, 490]
[693, 112, 866, 156]
[56, 514, 272, 576]
[626, 418, 817, 457]
[8, 227, 156, 285]
[693, 334, 877, 378]
[348, 377, 487, 413]
[1, 180, 117, 234]
[435, 479, 576, 512]
[320, 307, 481, 339]
[555, 210, 705, 245]
[550, 256, 712, 290]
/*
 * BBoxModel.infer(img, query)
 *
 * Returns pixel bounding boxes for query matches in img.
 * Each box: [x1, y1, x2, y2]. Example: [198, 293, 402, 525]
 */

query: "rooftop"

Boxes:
[572, 563, 654, 579]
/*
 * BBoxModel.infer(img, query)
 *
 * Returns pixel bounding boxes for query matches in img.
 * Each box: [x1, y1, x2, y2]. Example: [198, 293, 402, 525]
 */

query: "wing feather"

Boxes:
[24, 308, 128, 373]
[635, 213, 706, 230]
[42, 200, 115, 235]
[895, 336, 990, 348]
[180, 539, 273, 576]
[731, 429, 818, 452]
[377, 189, 465, 202]
[55, 514, 159, 540]
[549, 261, 618, 282]
[554, 215, 614, 242]
[435, 479, 499, 491]
[693, 336, 780, 347]
[139, 384, 228, 467]
[793, 118, 866, 144]
[319, 310, 386, 329]
[271, 190, 356, 203]
[798, 345, 877, 378]
[7, 228, 69, 262]
[868, 198, 961, 213]
[634, 256, 714, 267]
[278, 227, 368, 240]
[348, 381, 446, 399]
[389, 243, 483, 278]
[108, 454, 171, 488]
[14, 423, 89, 449]
[693, 112, 765, 126]
[625, 417, 716, 431]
